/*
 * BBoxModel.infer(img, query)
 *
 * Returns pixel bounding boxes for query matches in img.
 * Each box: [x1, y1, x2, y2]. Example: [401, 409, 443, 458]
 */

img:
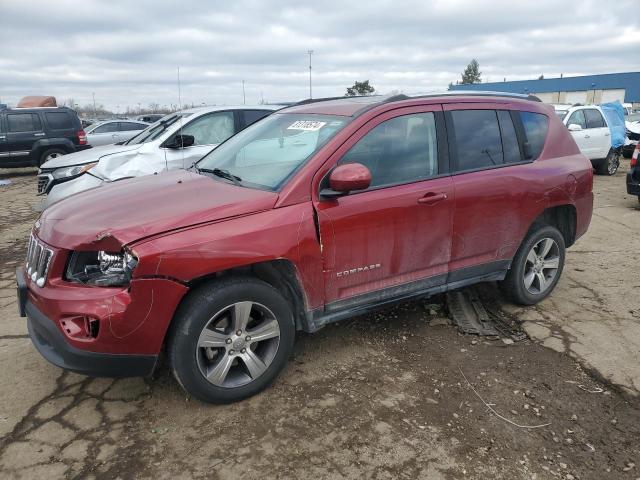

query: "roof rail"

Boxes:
[403, 90, 542, 102]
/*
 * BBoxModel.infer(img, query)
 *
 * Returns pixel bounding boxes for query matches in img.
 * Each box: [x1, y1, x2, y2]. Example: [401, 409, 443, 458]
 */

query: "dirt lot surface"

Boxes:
[0, 165, 639, 479]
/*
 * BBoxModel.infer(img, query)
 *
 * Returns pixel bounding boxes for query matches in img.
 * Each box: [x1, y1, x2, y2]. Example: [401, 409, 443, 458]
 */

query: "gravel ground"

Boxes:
[0, 165, 638, 480]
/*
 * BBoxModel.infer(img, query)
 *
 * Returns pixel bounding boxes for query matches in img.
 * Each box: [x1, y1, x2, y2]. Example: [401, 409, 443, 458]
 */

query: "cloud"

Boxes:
[1, 0, 639, 110]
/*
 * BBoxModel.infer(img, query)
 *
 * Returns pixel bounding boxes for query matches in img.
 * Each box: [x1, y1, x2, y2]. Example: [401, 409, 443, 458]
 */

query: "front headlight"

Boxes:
[65, 249, 138, 286]
[52, 162, 98, 180]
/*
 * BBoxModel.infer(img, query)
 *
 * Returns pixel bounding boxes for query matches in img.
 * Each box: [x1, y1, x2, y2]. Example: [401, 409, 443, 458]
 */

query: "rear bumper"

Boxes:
[25, 299, 157, 378]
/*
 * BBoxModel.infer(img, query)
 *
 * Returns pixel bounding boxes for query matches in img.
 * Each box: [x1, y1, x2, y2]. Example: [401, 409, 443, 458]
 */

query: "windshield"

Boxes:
[196, 113, 350, 191]
[124, 112, 192, 145]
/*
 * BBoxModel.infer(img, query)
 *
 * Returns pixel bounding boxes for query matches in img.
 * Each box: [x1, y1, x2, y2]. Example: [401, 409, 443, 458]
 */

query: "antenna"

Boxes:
[307, 50, 314, 99]
[176, 66, 185, 170]
[242, 80, 246, 105]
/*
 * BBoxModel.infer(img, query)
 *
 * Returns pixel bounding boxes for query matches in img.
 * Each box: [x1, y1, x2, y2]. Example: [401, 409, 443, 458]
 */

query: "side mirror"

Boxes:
[320, 163, 372, 199]
[167, 134, 195, 149]
[567, 123, 582, 132]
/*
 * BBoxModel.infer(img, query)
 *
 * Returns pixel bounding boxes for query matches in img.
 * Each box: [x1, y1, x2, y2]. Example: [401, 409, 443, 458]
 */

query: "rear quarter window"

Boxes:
[45, 112, 74, 130]
[520, 112, 548, 160]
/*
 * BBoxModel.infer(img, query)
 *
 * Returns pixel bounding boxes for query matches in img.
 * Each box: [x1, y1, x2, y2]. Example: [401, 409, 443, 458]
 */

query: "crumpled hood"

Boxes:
[626, 121, 640, 134]
[37, 170, 279, 249]
[40, 144, 142, 170]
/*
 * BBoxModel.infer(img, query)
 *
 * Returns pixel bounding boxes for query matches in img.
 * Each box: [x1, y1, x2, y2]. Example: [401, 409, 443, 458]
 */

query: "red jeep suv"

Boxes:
[17, 92, 593, 403]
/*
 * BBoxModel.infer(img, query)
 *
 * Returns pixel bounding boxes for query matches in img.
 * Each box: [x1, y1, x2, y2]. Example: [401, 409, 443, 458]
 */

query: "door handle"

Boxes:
[584, 135, 590, 138]
[34, 132, 45, 137]
[417, 192, 447, 205]
[604, 132, 610, 137]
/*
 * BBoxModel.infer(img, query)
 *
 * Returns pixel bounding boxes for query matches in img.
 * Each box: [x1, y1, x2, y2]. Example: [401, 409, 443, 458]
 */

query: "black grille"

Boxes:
[37, 175, 50, 194]
[628, 131, 640, 142]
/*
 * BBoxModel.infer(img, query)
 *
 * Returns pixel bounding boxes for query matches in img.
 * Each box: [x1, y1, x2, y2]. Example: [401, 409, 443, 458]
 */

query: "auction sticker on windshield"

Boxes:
[287, 121, 326, 131]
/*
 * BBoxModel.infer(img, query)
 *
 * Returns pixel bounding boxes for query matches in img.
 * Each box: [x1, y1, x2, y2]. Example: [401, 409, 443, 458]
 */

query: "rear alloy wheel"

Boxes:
[501, 225, 566, 305]
[596, 149, 620, 176]
[168, 278, 295, 404]
[39, 148, 66, 166]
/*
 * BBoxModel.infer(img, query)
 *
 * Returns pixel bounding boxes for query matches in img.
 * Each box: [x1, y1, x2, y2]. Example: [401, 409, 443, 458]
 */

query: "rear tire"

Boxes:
[595, 149, 620, 176]
[39, 148, 67, 166]
[168, 277, 295, 404]
[500, 225, 565, 306]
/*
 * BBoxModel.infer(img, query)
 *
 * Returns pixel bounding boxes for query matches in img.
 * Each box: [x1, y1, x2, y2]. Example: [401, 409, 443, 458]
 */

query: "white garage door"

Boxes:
[565, 91, 587, 104]
[601, 89, 626, 103]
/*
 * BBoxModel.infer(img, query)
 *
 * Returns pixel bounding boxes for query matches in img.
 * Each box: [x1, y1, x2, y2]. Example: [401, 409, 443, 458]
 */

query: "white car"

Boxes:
[85, 120, 149, 146]
[553, 104, 618, 175]
[37, 105, 281, 208]
[623, 113, 640, 158]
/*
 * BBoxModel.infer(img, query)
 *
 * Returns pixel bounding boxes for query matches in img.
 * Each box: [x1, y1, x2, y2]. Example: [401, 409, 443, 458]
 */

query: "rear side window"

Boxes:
[497, 111, 522, 164]
[120, 122, 146, 131]
[45, 112, 74, 130]
[450, 110, 504, 171]
[520, 112, 548, 160]
[92, 123, 119, 134]
[566, 110, 586, 129]
[7, 113, 42, 132]
[339, 112, 438, 188]
[584, 109, 606, 129]
[242, 110, 271, 127]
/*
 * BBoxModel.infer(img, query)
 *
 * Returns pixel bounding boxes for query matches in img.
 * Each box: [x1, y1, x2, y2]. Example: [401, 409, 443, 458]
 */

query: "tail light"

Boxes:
[631, 144, 639, 168]
[77, 129, 87, 145]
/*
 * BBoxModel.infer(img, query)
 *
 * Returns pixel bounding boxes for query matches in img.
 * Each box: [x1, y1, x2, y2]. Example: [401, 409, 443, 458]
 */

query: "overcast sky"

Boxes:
[2, 0, 639, 111]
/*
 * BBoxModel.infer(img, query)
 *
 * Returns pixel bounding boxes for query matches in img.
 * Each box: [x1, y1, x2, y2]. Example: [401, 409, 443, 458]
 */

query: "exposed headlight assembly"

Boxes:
[52, 162, 98, 180]
[66, 250, 138, 286]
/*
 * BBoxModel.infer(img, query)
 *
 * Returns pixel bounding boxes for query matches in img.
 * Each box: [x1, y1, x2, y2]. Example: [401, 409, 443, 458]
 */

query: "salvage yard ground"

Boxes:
[0, 165, 639, 479]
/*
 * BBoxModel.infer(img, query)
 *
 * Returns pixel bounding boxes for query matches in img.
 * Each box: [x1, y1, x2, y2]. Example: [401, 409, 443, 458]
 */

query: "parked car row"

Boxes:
[36, 105, 281, 207]
[17, 92, 595, 403]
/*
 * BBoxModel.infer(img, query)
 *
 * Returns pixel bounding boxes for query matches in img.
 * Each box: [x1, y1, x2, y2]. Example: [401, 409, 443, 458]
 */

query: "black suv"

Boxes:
[0, 106, 90, 167]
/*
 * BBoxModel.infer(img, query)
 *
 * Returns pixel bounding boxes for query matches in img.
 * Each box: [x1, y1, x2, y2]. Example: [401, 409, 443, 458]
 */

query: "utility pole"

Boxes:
[92, 92, 97, 118]
[242, 80, 246, 105]
[307, 50, 314, 99]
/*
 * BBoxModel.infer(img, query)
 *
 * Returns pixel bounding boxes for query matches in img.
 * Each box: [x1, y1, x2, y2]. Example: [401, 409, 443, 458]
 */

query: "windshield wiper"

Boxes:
[197, 167, 242, 186]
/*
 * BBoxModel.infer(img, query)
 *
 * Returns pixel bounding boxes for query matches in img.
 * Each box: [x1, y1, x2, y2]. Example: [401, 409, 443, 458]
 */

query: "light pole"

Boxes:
[92, 92, 97, 118]
[307, 50, 314, 99]
[242, 80, 246, 105]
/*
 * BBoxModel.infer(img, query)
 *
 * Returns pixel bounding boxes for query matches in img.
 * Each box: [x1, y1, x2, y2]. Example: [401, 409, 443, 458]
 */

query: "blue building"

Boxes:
[449, 72, 640, 106]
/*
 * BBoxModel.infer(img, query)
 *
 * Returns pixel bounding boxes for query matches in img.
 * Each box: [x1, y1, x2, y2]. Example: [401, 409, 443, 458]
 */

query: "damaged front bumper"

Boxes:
[16, 263, 187, 378]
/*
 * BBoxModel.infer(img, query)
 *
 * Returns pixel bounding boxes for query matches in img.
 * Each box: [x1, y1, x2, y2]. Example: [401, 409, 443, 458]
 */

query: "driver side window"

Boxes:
[178, 112, 235, 146]
[567, 110, 587, 129]
[338, 112, 438, 189]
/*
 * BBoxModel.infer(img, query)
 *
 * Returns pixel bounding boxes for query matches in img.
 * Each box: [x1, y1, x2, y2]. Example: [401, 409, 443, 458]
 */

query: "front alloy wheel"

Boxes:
[168, 278, 295, 404]
[196, 301, 281, 388]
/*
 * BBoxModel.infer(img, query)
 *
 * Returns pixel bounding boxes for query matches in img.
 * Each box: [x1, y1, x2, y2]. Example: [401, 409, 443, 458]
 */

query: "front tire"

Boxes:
[39, 148, 67, 166]
[168, 277, 295, 404]
[501, 225, 566, 305]
[595, 149, 620, 176]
